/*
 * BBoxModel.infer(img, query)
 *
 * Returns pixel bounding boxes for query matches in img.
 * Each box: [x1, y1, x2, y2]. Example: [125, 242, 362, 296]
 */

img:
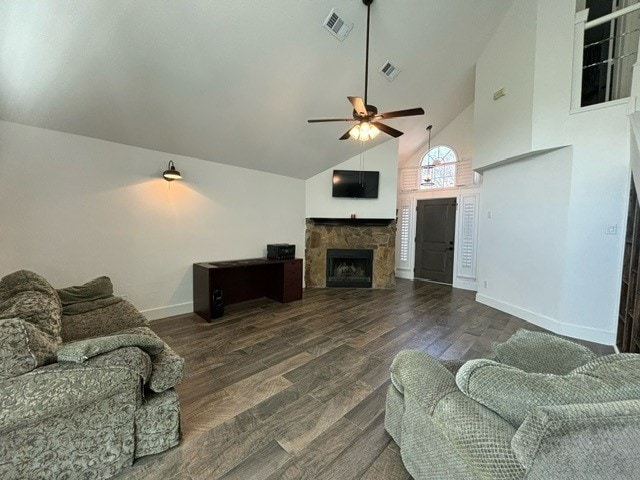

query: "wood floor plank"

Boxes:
[360, 447, 411, 480]
[314, 413, 391, 480]
[277, 381, 373, 454]
[344, 379, 392, 430]
[266, 418, 362, 480]
[218, 441, 291, 480]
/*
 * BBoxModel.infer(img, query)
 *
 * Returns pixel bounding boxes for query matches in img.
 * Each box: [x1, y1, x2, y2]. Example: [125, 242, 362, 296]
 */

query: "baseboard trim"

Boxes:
[395, 269, 414, 280]
[141, 302, 193, 321]
[475, 294, 616, 346]
[453, 279, 478, 292]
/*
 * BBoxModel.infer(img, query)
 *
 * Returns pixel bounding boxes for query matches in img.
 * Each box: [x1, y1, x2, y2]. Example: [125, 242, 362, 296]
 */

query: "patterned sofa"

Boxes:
[0, 270, 185, 479]
[386, 329, 640, 479]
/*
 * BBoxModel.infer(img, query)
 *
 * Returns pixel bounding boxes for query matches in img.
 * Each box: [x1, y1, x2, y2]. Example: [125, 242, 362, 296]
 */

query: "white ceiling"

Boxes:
[0, 0, 512, 179]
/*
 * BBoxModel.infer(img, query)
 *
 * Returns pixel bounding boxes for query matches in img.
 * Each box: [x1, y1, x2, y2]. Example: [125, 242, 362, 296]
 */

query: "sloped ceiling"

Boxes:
[0, 0, 512, 179]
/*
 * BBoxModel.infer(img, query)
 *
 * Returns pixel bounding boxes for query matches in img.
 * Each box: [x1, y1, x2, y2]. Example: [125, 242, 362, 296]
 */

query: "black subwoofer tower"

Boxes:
[211, 289, 224, 320]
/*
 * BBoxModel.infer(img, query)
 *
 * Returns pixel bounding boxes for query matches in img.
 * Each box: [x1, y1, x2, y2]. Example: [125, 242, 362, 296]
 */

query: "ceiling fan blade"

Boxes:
[348, 96, 367, 116]
[308, 118, 355, 123]
[339, 128, 353, 140]
[376, 107, 425, 120]
[373, 122, 403, 138]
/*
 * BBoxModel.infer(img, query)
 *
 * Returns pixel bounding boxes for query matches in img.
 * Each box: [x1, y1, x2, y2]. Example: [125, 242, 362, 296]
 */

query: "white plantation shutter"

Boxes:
[399, 168, 418, 192]
[397, 200, 412, 269]
[457, 194, 478, 279]
[455, 158, 475, 187]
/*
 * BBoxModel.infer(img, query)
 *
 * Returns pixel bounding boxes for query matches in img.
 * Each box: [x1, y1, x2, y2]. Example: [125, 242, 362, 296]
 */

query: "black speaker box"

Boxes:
[211, 288, 224, 320]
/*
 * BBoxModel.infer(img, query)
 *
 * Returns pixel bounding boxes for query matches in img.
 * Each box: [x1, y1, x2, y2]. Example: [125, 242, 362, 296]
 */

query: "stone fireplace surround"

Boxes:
[305, 218, 396, 289]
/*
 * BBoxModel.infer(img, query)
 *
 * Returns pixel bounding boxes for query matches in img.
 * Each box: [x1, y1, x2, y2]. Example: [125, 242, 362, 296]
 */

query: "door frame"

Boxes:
[396, 186, 481, 291]
[414, 197, 457, 285]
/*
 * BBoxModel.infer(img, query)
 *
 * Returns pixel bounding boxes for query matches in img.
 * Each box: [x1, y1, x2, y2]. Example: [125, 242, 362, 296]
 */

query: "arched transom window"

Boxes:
[420, 145, 458, 189]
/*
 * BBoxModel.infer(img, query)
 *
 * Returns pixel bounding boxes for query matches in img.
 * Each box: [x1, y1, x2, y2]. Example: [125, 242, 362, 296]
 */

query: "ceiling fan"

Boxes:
[308, 0, 425, 141]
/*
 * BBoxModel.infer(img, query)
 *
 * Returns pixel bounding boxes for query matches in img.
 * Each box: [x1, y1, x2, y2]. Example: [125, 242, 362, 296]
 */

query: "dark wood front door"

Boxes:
[415, 198, 457, 284]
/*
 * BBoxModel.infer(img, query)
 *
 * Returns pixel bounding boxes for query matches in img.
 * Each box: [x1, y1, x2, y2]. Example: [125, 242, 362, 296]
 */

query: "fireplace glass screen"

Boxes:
[326, 249, 374, 288]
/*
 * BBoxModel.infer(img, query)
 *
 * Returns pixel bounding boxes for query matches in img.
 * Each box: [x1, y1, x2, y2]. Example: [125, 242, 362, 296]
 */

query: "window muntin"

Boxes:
[420, 146, 458, 189]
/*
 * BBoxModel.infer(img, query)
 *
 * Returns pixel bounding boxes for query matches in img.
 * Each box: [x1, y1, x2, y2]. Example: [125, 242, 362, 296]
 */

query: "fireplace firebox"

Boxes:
[326, 249, 374, 288]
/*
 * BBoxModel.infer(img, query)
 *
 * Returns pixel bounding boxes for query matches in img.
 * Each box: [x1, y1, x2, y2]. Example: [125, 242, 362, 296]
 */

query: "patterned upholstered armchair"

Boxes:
[385, 329, 640, 479]
[0, 270, 185, 479]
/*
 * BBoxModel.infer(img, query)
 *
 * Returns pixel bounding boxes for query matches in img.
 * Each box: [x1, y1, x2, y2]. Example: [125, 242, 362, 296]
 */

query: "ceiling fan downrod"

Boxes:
[363, 0, 373, 107]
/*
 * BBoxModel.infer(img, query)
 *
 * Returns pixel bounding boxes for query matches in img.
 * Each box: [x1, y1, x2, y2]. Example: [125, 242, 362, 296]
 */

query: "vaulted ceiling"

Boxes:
[0, 0, 512, 179]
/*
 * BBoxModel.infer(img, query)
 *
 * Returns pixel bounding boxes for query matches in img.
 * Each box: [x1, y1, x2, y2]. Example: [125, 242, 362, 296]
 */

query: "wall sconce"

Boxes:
[163, 161, 182, 181]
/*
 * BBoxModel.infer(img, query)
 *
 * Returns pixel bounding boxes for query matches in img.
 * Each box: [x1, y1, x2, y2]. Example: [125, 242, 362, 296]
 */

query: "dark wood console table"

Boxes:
[193, 258, 303, 321]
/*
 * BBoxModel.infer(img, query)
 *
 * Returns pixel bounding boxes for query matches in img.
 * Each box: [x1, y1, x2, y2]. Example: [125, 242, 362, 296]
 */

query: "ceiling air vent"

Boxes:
[380, 61, 401, 81]
[323, 8, 353, 41]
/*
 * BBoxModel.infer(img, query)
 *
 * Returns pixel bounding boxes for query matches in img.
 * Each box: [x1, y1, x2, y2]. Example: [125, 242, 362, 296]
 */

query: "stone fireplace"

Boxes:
[305, 218, 396, 289]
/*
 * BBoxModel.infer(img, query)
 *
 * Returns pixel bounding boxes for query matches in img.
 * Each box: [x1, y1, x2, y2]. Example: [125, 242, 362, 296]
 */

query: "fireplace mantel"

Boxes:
[310, 218, 394, 227]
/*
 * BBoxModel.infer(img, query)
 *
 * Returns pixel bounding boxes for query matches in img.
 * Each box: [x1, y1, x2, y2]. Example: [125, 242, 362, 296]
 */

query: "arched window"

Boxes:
[420, 145, 458, 189]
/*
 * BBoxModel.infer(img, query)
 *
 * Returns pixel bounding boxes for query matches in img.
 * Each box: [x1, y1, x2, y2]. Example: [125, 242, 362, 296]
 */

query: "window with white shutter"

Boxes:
[455, 158, 475, 187]
[398, 201, 412, 269]
[399, 168, 418, 192]
[457, 194, 478, 279]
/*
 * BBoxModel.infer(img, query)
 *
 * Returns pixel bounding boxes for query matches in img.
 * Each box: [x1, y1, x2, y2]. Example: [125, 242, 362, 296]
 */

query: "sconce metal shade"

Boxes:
[163, 161, 182, 181]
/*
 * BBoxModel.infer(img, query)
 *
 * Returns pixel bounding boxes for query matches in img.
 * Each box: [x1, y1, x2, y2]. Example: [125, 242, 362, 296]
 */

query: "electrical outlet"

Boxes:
[606, 225, 618, 235]
[122, 294, 129, 301]
[483, 281, 488, 289]
[487, 211, 492, 219]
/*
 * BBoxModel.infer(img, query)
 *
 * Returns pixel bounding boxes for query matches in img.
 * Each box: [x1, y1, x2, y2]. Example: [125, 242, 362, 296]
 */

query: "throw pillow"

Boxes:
[492, 329, 597, 374]
[56, 276, 114, 306]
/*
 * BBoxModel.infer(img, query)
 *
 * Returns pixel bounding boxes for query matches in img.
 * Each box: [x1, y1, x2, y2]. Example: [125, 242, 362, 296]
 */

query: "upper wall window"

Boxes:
[420, 146, 457, 189]
[576, 0, 640, 107]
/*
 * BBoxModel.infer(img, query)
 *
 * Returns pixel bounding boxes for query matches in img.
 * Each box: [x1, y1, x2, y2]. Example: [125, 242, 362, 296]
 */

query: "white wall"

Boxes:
[474, 0, 631, 345]
[474, 0, 537, 170]
[0, 121, 306, 319]
[477, 148, 571, 321]
[403, 104, 475, 168]
[305, 139, 399, 219]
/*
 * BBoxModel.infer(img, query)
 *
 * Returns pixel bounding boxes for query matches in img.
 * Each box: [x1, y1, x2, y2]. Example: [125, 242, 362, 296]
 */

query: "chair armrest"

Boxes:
[512, 400, 640, 478]
[390, 349, 459, 414]
[0, 357, 140, 432]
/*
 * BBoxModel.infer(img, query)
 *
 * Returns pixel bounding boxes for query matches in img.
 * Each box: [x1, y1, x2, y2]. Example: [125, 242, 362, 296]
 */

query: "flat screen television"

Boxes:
[332, 170, 380, 199]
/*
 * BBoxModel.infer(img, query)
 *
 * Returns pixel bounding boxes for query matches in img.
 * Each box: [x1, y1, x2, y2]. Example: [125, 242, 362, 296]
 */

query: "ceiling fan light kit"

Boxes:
[349, 121, 380, 142]
[308, 0, 425, 142]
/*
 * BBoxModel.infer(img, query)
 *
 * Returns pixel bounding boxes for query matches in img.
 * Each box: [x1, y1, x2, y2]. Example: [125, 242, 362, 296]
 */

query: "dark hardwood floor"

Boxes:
[116, 279, 612, 480]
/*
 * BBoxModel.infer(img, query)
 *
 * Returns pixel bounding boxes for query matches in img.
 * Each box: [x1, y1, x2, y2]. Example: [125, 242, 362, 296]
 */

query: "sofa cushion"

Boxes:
[56, 276, 114, 306]
[61, 300, 149, 342]
[0, 291, 62, 343]
[456, 354, 640, 427]
[492, 329, 597, 374]
[57, 333, 165, 363]
[61, 296, 123, 316]
[0, 318, 59, 379]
